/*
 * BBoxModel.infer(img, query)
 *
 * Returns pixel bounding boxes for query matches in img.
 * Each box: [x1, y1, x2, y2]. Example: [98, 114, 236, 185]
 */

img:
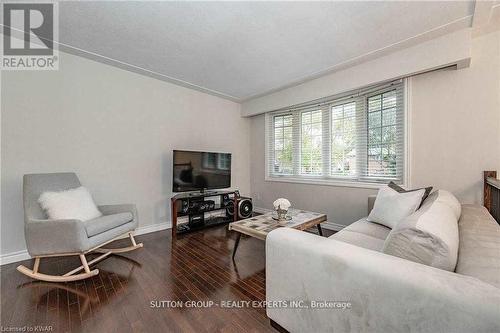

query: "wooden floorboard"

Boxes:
[0, 224, 333, 332]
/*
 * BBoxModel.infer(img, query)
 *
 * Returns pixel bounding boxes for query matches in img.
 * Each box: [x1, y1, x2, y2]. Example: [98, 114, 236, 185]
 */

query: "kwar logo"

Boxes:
[1, 2, 59, 70]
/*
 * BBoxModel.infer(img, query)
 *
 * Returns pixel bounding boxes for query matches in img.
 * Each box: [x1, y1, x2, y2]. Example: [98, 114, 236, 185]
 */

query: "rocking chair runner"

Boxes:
[17, 173, 143, 282]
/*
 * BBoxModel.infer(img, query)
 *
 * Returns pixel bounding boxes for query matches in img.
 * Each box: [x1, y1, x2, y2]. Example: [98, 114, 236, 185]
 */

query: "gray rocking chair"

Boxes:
[17, 172, 143, 282]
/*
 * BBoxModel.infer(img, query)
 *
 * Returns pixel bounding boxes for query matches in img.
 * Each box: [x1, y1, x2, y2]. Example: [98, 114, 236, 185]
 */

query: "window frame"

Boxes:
[271, 113, 294, 176]
[265, 80, 409, 189]
[361, 86, 403, 182]
[299, 109, 323, 176]
[329, 99, 360, 180]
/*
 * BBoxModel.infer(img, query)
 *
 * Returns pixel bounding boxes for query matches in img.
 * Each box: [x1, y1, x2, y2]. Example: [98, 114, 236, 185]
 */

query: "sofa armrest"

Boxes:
[98, 204, 138, 230]
[266, 228, 500, 333]
[98, 204, 137, 220]
[25, 219, 88, 256]
[368, 194, 377, 215]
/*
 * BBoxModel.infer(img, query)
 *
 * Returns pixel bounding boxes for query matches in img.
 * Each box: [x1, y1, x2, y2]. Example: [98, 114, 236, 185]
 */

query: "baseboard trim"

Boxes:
[253, 207, 345, 232]
[253, 206, 273, 214]
[322, 222, 345, 231]
[0, 222, 172, 266]
[133, 221, 171, 236]
[0, 250, 31, 266]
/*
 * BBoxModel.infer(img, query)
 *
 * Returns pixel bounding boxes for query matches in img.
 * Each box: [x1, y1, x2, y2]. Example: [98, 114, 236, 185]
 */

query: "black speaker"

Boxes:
[181, 200, 189, 214]
[225, 200, 235, 217]
[238, 197, 253, 219]
[223, 194, 235, 216]
[226, 196, 253, 219]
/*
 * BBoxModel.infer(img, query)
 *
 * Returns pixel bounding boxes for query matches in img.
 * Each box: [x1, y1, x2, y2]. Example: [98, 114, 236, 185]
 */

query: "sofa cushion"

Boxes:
[84, 212, 133, 237]
[367, 185, 425, 229]
[455, 204, 500, 288]
[329, 218, 391, 252]
[382, 190, 460, 271]
[432, 189, 461, 219]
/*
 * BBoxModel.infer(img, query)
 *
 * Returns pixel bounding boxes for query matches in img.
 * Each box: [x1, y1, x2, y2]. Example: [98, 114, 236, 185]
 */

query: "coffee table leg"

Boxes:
[232, 233, 242, 260]
[317, 224, 323, 236]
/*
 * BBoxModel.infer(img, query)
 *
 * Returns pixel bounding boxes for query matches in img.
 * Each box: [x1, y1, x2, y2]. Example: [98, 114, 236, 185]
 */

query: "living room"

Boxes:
[1, 1, 499, 332]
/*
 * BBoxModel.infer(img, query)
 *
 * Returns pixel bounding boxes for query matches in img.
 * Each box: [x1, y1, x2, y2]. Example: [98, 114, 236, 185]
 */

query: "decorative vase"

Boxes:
[273, 198, 291, 225]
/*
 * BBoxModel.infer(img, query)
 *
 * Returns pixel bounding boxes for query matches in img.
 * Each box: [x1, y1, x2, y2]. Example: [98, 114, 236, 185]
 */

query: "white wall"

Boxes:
[242, 29, 471, 117]
[409, 30, 500, 202]
[249, 31, 500, 227]
[1, 51, 251, 256]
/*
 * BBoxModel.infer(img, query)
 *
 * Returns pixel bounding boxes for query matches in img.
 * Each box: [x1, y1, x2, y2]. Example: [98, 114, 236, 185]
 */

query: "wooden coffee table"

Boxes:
[228, 209, 326, 259]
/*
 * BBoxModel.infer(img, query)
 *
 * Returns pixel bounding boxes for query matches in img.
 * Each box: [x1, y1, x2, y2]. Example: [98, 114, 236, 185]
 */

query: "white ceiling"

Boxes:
[57, 1, 475, 101]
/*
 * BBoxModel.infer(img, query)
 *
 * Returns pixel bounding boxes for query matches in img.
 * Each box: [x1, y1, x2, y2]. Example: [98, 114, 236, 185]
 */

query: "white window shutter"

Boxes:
[266, 80, 405, 185]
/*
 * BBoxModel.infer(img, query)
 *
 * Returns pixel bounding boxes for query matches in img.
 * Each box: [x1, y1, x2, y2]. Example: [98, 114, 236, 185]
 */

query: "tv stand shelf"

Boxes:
[176, 216, 234, 234]
[171, 190, 235, 200]
[176, 203, 226, 217]
[171, 190, 238, 236]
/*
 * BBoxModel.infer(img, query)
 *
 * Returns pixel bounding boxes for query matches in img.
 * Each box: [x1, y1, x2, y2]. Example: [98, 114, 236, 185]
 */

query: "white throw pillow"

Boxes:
[367, 185, 425, 229]
[38, 186, 102, 221]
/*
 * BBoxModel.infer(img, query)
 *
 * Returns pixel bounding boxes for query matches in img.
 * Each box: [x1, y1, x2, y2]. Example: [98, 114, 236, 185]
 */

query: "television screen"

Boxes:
[172, 150, 231, 192]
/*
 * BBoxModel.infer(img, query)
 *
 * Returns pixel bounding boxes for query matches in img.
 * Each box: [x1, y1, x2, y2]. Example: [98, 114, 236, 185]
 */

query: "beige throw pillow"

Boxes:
[367, 185, 425, 229]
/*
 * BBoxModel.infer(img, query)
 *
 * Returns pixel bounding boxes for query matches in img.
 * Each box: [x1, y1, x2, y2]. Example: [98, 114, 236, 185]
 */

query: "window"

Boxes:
[331, 102, 356, 177]
[273, 114, 293, 174]
[266, 80, 405, 186]
[300, 110, 322, 175]
[367, 91, 398, 177]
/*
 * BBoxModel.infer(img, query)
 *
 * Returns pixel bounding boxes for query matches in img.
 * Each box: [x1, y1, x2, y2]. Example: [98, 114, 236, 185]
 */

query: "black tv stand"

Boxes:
[171, 190, 238, 236]
[189, 190, 217, 196]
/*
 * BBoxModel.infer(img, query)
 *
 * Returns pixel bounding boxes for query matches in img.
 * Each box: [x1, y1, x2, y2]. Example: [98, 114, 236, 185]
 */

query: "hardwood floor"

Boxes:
[0, 225, 333, 333]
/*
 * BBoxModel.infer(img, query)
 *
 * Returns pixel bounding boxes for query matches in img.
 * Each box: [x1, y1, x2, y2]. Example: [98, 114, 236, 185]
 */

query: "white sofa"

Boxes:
[266, 191, 500, 333]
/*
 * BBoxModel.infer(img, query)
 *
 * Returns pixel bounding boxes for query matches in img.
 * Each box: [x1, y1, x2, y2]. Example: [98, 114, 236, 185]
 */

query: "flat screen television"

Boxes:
[172, 150, 231, 192]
